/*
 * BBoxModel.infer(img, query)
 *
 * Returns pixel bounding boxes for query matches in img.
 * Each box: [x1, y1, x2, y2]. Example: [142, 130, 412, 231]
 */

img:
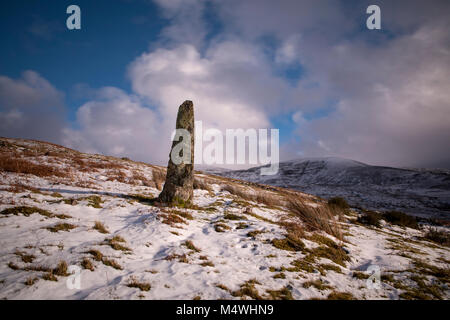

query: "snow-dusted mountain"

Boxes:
[213, 157, 450, 219]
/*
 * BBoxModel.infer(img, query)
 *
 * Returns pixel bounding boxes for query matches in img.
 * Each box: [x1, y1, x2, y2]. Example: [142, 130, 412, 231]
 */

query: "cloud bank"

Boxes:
[1, 0, 450, 168]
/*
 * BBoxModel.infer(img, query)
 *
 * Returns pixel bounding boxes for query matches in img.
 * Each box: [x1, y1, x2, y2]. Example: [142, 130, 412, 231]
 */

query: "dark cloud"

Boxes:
[0, 71, 67, 144]
[212, 0, 450, 168]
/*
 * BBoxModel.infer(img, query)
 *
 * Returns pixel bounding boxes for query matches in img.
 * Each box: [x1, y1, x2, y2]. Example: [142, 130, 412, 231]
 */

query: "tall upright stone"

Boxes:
[158, 100, 195, 204]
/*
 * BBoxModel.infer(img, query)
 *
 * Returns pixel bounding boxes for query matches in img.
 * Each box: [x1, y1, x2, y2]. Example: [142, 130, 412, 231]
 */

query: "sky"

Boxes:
[1, 0, 450, 169]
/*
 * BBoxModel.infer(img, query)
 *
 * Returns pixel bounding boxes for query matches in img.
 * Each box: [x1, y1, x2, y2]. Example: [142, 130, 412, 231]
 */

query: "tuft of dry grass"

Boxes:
[0, 154, 69, 178]
[224, 213, 245, 220]
[86, 249, 123, 269]
[216, 284, 230, 292]
[93, 221, 109, 234]
[183, 240, 201, 252]
[287, 196, 343, 240]
[127, 276, 151, 291]
[266, 287, 294, 300]
[151, 169, 166, 191]
[46, 223, 76, 233]
[231, 279, 263, 300]
[104, 236, 132, 252]
[1, 206, 53, 218]
[326, 291, 355, 300]
[24, 277, 38, 286]
[165, 253, 189, 263]
[193, 178, 213, 192]
[53, 260, 69, 276]
[1, 206, 72, 220]
[214, 223, 231, 233]
[5, 183, 41, 194]
[42, 271, 57, 281]
[161, 208, 194, 220]
[271, 235, 305, 252]
[15, 251, 35, 263]
[221, 184, 285, 208]
[357, 210, 383, 228]
[327, 197, 349, 210]
[383, 211, 418, 229]
[200, 261, 215, 267]
[302, 279, 333, 291]
[101, 257, 123, 270]
[161, 213, 186, 226]
[81, 258, 94, 271]
[423, 228, 450, 247]
[82, 195, 103, 208]
[106, 170, 128, 183]
[86, 249, 103, 261]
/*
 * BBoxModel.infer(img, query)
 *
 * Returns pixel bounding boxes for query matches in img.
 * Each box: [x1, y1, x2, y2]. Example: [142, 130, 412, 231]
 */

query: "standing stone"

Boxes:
[158, 100, 195, 204]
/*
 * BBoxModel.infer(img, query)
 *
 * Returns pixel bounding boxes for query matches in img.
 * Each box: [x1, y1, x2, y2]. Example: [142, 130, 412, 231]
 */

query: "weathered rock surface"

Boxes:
[158, 100, 195, 204]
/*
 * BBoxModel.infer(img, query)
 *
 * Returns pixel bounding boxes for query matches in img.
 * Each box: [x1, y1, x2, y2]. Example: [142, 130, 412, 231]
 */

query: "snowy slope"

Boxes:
[0, 138, 449, 300]
[215, 157, 450, 219]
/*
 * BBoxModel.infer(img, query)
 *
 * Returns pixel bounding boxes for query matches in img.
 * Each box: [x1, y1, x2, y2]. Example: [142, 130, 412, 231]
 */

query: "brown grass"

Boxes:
[24, 277, 38, 286]
[152, 169, 166, 190]
[53, 260, 69, 276]
[81, 258, 94, 271]
[193, 178, 213, 192]
[104, 237, 132, 252]
[46, 223, 76, 233]
[287, 196, 343, 240]
[423, 228, 450, 246]
[130, 172, 154, 187]
[101, 257, 123, 270]
[42, 271, 57, 281]
[0, 153, 68, 177]
[326, 291, 355, 300]
[160, 213, 186, 226]
[1, 206, 53, 218]
[94, 221, 109, 234]
[4, 183, 41, 194]
[183, 240, 201, 252]
[15, 250, 35, 263]
[214, 223, 231, 232]
[106, 170, 128, 183]
[86, 249, 103, 261]
[302, 279, 333, 290]
[221, 184, 285, 208]
[266, 287, 294, 300]
[200, 261, 215, 267]
[232, 279, 263, 300]
[74, 158, 125, 172]
[127, 276, 151, 291]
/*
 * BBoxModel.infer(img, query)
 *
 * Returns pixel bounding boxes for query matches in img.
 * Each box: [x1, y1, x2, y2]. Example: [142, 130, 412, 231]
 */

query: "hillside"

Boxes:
[0, 138, 449, 300]
[215, 157, 450, 220]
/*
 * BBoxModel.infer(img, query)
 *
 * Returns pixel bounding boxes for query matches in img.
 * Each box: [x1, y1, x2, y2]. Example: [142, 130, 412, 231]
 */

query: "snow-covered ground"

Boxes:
[0, 138, 449, 300]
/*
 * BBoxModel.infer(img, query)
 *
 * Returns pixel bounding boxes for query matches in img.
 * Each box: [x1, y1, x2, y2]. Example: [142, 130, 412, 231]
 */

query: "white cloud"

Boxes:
[275, 34, 302, 65]
[62, 87, 166, 163]
[292, 23, 450, 168]
[129, 42, 279, 131]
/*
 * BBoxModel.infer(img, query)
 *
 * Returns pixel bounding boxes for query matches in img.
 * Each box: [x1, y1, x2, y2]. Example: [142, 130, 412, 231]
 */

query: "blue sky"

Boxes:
[0, 0, 165, 122]
[1, 0, 449, 169]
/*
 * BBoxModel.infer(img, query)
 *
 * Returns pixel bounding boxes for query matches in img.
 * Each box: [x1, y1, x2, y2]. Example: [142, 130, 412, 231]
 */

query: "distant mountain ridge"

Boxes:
[211, 157, 450, 219]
